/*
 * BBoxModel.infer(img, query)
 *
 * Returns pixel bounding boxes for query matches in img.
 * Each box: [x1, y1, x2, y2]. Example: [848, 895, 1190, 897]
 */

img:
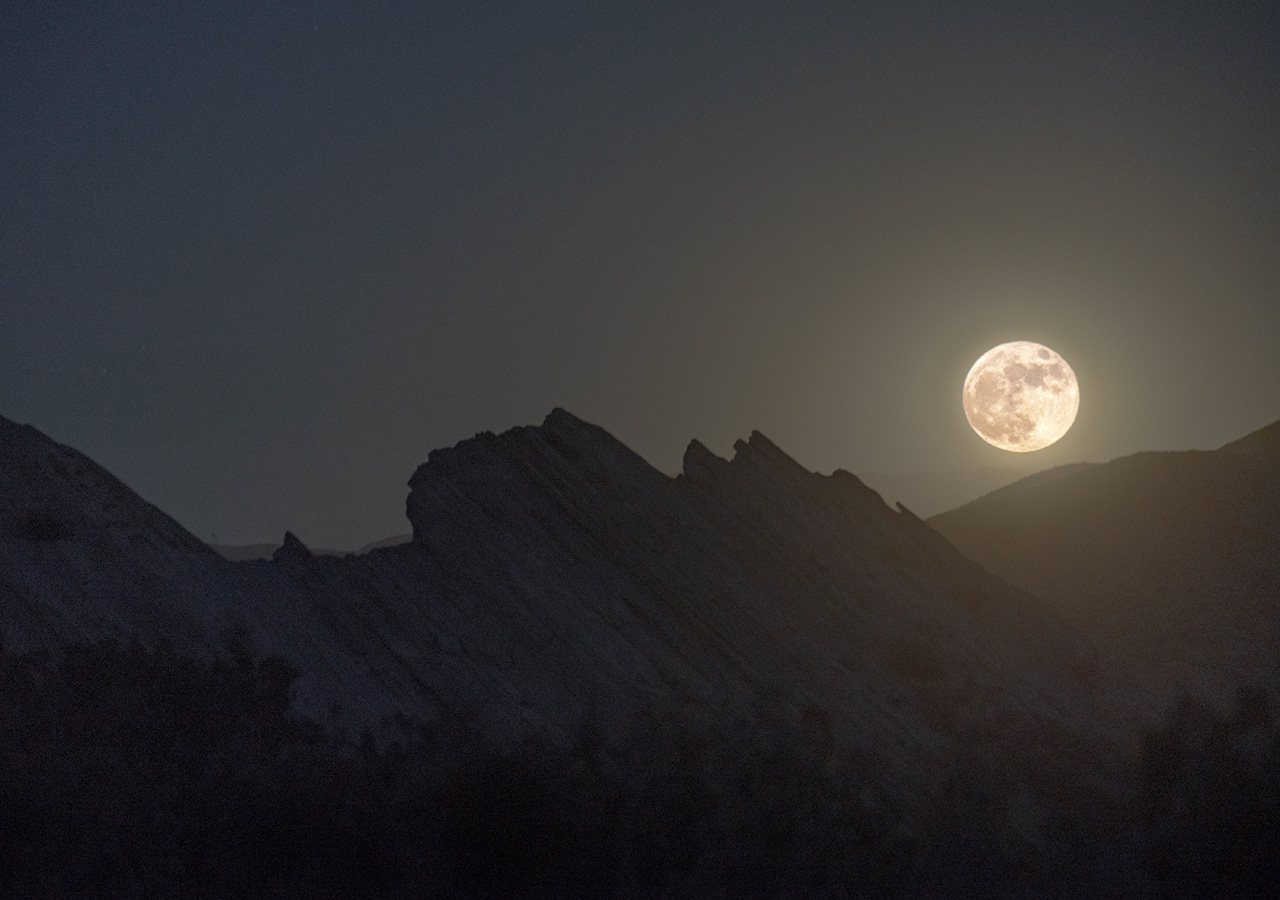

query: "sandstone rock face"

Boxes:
[380, 410, 1100, 761]
[1, 409, 1111, 808]
[930, 419, 1280, 732]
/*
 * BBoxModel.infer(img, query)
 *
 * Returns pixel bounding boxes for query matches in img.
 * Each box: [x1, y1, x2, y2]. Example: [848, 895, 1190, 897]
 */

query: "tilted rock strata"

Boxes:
[382, 410, 1100, 759]
[0, 415, 409, 725]
[1, 410, 1111, 812]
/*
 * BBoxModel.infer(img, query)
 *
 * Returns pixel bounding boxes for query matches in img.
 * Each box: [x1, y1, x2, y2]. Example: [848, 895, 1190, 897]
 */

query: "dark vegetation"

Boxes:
[11, 507, 74, 542]
[1, 638, 1278, 897]
[1136, 687, 1280, 896]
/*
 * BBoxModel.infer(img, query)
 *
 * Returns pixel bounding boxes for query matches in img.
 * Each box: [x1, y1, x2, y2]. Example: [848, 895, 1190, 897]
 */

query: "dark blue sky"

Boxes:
[4, 1, 1279, 548]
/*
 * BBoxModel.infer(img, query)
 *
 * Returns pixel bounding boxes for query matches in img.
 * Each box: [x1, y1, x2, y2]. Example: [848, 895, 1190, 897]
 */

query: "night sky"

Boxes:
[4, 2, 1278, 549]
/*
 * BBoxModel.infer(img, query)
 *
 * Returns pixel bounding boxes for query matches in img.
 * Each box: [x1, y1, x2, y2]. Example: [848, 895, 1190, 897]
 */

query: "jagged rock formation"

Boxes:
[240, 409, 1110, 821]
[2, 409, 1113, 824]
[11, 408, 1280, 888]
[930, 419, 1280, 731]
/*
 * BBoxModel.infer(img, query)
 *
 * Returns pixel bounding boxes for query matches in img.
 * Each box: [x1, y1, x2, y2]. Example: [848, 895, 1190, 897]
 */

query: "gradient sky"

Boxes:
[4, 1, 1278, 549]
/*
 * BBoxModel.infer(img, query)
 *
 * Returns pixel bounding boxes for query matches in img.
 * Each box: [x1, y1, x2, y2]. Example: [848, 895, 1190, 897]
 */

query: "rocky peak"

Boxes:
[682, 429, 895, 532]
[677, 430, 817, 509]
[541, 406, 597, 440]
[730, 430, 811, 481]
[405, 407, 669, 547]
[680, 438, 728, 486]
[273, 531, 313, 564]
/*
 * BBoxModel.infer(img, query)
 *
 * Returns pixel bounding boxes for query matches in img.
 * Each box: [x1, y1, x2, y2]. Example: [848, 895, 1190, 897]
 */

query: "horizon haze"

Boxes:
[4, 2, 1278, 549]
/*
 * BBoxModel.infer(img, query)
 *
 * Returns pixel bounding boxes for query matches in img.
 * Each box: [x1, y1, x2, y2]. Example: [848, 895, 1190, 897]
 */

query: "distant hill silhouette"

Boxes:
[211, 534, 412, 560]
[210, 541, 343, 561]
[930, 419, 1280, 729]
[209, 542, 282, 561]
[857, 466, 1051, 517]
[355, 533, 411, 554]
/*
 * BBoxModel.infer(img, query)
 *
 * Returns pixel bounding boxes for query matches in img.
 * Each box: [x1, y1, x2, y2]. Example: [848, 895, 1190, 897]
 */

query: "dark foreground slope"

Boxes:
[931, 419, 1280, 729]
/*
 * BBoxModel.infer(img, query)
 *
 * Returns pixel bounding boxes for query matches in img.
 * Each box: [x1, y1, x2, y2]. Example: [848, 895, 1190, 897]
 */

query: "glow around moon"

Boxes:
[963, 341, 1079, 452]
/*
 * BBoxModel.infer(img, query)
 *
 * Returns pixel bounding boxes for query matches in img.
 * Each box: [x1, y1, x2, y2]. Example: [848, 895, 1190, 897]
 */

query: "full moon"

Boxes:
[962, 341, 1079, 452]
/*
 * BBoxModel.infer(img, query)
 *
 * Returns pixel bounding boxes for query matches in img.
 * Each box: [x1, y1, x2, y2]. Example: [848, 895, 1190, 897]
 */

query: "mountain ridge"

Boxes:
[1, 409, 1107, 793]
[21, 406, 1280, 883]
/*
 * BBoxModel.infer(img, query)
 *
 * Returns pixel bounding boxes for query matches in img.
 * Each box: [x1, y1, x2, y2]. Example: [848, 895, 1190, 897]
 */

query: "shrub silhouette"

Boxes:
[1137, 685, 1280, 896]
[7, 637, 1278, 896]
[12, 507, 74, 542]
[0, 640, 925, 897]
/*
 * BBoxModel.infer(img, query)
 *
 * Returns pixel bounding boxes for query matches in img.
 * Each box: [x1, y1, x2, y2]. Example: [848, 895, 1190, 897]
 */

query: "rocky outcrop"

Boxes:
[377, 410, 1101, 765]
[1, 409, 1113, 818]
[13, 406, 1280, 878]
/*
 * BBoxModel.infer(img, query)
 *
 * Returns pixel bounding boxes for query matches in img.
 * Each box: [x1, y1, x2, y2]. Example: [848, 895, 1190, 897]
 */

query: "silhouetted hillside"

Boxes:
[4, 410, 1280, 892]
[930, 419, 1280, 730]
[856, 466, 1057, 517]
[0, 410, 1112, 862]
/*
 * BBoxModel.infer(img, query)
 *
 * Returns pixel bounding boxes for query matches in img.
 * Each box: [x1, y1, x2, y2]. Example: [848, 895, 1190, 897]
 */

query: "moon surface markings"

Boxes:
[962, 341, 1079, 452]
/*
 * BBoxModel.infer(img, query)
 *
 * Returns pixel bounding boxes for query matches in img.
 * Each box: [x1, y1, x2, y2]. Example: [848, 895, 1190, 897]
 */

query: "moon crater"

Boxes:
[963, 341, 1079, 452]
